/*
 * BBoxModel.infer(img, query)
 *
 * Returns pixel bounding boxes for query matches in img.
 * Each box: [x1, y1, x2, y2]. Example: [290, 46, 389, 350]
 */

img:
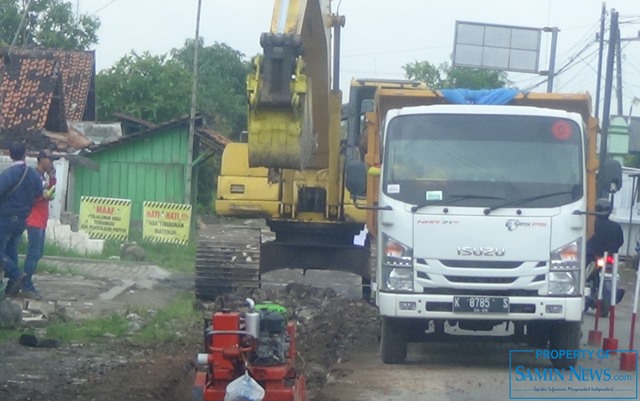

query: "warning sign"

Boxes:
[142, 201, 192, 245]
[79, 197, 131, 241]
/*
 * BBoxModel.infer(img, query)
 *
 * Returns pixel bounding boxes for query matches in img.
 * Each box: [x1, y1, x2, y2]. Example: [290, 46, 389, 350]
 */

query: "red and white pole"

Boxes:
[588, 253, 607, 346]
[603, 253, 619, 352]
[620, 257, 640, 371]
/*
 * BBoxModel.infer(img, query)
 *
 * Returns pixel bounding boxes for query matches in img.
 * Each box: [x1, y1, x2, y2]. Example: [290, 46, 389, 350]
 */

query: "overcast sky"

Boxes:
[79, 0, 640, 116]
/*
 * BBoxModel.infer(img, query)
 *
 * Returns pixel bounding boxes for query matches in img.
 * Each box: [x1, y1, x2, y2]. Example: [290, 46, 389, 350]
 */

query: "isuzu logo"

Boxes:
[457, 246, 506, 257]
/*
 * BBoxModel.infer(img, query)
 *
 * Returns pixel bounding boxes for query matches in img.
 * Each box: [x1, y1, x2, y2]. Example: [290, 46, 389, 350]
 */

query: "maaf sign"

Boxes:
[79, 196, 132, 241]
[142, 201, 192, 245]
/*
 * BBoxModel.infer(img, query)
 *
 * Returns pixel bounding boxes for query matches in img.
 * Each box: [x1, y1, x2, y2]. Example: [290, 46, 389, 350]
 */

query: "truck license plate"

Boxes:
[453, 296, 509, 313]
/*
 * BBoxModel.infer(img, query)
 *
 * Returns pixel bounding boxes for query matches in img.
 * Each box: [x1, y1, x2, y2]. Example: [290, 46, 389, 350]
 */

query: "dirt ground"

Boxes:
[0, 264, 378, 401]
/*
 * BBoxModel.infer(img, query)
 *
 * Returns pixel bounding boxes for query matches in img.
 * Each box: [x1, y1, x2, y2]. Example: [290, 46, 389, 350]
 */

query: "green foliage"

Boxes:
[96, 51, 192, 123]
[403, 60, 443, 88]
[96, 40, 250, 135]
[36, 261, 84, 276]
[0, 0, 100, 50]
[18, 238, 118, 260]
[95, 41, 249, 211]
[403, 60, 510, 89]
[624, 154, 640, 168]
[172, 39, 251, 136]
[196, 155, 218, 214]
[19, 233, 193, 273]
[41, 293, 199, 344]
[0, 328, 21, 343]
[46, 313, 129, 343]
[132, 292, 200, 343]
[122, 228, 197, 273]
[137, 237, 197, 273]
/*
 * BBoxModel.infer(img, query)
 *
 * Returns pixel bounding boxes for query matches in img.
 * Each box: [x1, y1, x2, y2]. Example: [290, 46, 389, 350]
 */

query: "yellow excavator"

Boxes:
[195, 0, 372, 300]
[195, 0, 620, 310]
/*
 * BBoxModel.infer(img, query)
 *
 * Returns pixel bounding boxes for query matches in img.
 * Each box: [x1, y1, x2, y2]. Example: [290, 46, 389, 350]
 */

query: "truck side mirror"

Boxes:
[599, 159, 622, 193]
[345, 161, 367, 197]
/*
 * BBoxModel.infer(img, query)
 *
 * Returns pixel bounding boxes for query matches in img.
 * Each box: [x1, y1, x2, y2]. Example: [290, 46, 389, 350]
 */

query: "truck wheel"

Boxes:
[526, 321, 549, 348]
[362, 276, 371, 301]
[380, 317, 408, 364]
[549, 322, 581, 369]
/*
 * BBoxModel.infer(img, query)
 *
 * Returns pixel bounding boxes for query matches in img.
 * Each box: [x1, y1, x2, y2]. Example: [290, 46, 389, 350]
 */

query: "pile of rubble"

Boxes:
[197, 283, 380, 396]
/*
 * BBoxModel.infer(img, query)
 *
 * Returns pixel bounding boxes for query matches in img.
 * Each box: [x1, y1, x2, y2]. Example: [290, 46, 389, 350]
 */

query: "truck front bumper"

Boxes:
[378, 292, 583, 321]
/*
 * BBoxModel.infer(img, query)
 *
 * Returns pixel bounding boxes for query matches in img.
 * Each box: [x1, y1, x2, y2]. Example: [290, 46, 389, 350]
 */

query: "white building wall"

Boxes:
[610, 167, 640, 257]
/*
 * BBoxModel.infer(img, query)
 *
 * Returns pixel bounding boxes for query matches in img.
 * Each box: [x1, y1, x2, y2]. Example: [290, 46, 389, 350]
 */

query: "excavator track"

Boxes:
[195, 225, 261, 301]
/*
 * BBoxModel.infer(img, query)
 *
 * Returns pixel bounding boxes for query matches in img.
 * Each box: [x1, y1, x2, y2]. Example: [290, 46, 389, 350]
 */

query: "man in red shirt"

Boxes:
[22, 150, 58, 298]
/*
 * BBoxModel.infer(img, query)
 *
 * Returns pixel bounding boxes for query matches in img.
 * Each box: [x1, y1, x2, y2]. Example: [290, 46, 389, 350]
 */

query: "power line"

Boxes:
[524, 38, 597, 92]
[627, 57, 640, 76]
[554, 54, 598, 92]
[91, 0, 117, 15]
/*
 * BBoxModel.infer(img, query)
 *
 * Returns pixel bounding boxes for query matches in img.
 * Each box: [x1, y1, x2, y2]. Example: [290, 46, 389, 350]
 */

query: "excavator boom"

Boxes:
[248, 0, 333, 170]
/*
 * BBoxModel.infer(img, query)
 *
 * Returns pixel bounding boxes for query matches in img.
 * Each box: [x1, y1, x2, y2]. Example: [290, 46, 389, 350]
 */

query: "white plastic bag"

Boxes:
[223, 371, 265, 401]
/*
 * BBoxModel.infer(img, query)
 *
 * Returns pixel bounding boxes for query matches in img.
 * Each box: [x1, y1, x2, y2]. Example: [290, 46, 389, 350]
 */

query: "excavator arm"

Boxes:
[202, 0, 369, 303]
[247, 0, 335, 170]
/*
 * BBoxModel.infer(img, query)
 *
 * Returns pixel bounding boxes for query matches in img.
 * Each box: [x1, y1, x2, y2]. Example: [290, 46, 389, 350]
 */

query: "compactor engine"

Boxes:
[192, 300, 305, 401]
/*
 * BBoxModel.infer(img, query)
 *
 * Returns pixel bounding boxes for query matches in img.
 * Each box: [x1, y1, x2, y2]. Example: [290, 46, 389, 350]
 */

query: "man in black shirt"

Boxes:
[586, 198, 624, 264]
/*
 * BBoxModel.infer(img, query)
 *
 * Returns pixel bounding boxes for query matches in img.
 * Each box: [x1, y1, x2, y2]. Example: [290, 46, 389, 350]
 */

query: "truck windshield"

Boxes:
[383, 113, 583, 208]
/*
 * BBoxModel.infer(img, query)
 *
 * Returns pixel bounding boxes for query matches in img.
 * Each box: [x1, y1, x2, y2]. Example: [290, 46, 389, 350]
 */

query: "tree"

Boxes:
[403, 60, 510, 89]
[403, 59, 443, 88]
[171, 39, 250, 136]
[0, 0, 100, 50]
[170, 40, 251, 211]
[95, 42, 251, 212]
[96, 52, 192, 123]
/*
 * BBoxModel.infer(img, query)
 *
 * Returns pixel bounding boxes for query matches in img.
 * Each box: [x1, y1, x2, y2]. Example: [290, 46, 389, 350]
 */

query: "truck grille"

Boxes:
[417, 260, 547, 269]
[437, 260, 524, 269]
[444, 276, 517, 284]
[423, 288, 538, 297]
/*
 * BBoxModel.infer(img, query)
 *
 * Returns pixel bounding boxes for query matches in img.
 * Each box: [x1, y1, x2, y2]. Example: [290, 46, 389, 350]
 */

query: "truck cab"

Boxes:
[374, 104, 586, 366]
[344, 87, 622, 367]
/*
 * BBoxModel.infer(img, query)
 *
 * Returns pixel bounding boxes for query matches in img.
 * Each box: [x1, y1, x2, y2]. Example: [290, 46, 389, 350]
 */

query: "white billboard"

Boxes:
[453, 21, 542, 73]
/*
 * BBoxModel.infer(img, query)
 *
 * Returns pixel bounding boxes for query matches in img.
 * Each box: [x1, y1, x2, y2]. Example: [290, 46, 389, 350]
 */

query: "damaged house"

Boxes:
[0, 48, 98, 151]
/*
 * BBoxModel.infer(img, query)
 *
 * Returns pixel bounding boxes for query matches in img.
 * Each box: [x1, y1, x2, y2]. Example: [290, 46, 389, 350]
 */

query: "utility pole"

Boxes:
[10, 0, 33, 53]
[185, 0, 202, 205]
[545, 27, 560, 93]
[598, 9, 619, 197]
[594, 2, 606, 120]
[615, 25, 623, 116]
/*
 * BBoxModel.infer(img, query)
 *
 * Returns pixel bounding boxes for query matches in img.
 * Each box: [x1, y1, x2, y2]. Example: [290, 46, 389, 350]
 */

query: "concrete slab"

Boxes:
[98, 280, 136, 301]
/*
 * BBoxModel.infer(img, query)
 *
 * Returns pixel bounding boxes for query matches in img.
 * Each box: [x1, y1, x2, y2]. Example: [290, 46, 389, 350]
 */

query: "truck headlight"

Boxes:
[548, 239, 581, 295]
[381, 234, 413, 292]
[548, 271, 579, 295]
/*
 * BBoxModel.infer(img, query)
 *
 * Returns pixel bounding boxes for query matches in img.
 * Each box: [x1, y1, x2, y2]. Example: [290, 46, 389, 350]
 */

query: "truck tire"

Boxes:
[549, 321, 581, 369]
[526, 321, 549, 349]
[380, 317, 408, 364]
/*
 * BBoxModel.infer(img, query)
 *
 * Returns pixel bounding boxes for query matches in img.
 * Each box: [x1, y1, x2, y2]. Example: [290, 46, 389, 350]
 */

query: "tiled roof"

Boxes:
[1, 48, 95, 122]
[1, 53, 57, 133]
[50, 50, 95, 121]
[0, 48, 96, 150]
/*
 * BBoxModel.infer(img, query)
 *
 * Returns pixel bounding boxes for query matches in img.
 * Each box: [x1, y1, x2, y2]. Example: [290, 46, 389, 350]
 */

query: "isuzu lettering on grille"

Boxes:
[457, 246, 506, 256]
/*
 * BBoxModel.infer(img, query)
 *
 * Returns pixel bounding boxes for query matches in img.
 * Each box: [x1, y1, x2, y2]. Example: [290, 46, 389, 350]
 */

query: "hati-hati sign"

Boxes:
[142, 201, 192, 245]
[79, 196, 131, 241]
